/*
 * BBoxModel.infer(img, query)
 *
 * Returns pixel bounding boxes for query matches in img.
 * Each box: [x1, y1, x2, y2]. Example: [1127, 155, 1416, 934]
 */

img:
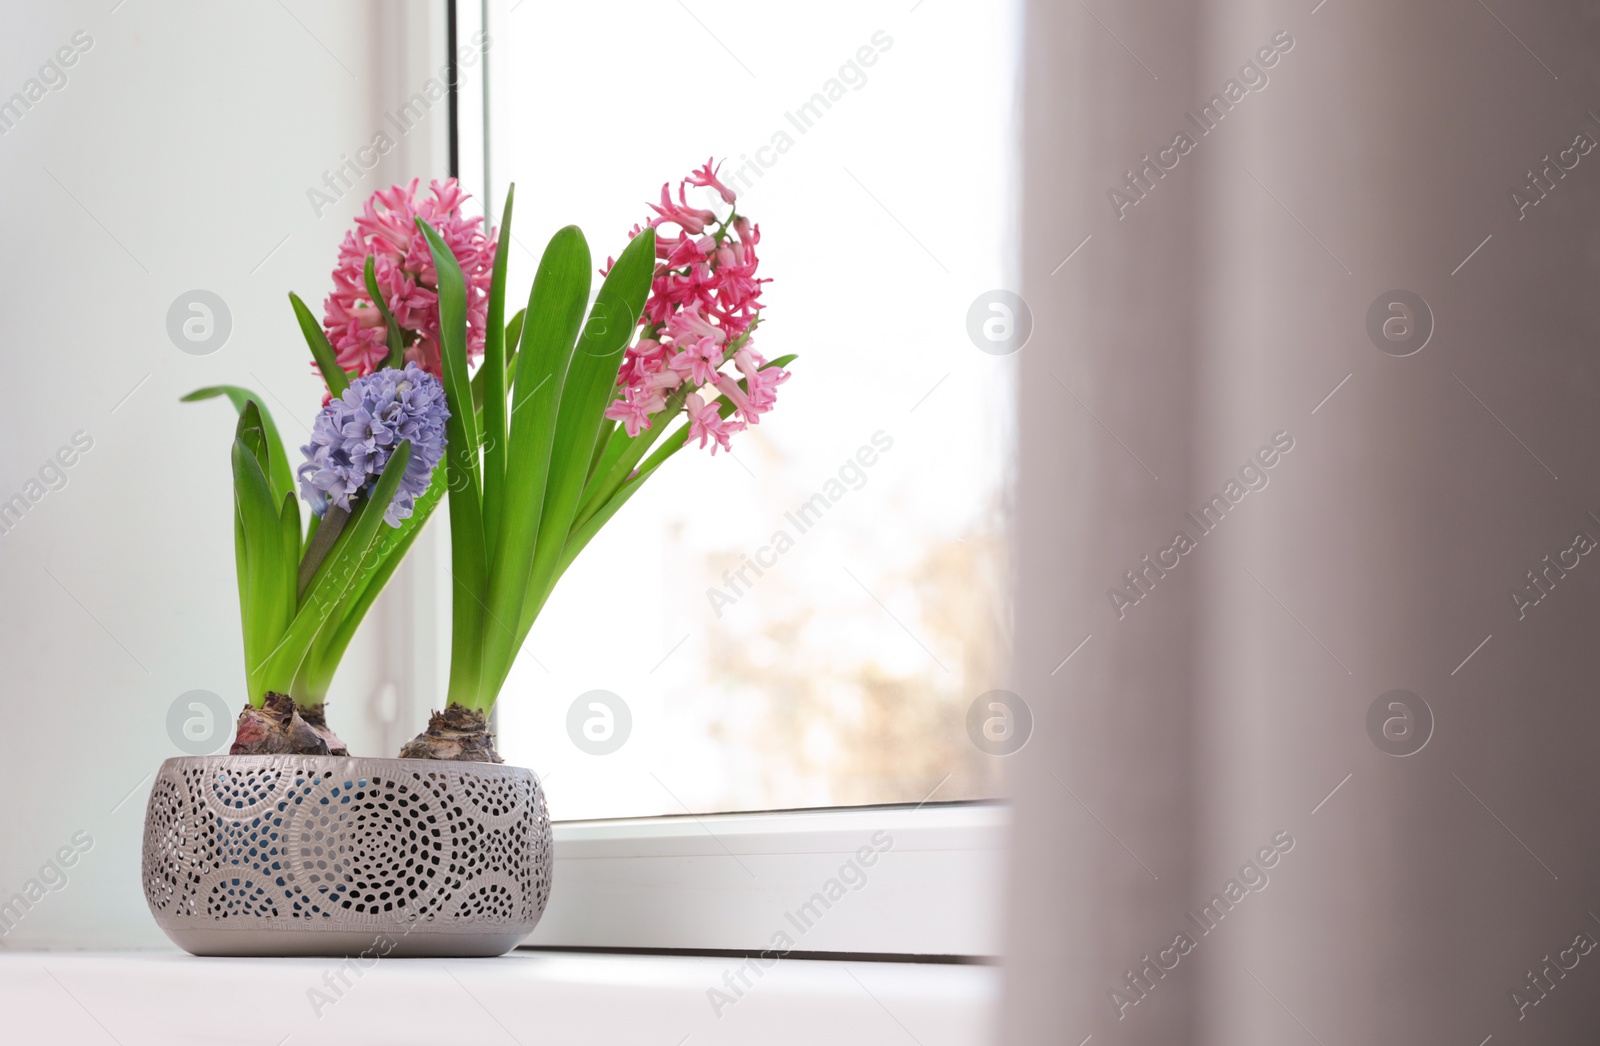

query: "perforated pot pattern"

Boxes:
[141, 755, 551, 957]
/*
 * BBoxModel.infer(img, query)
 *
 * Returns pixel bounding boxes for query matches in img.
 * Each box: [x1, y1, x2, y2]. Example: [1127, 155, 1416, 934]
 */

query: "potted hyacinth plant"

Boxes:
[142, 164, 790, 957]
[396, 160, 790, 763]
[177, 181, 489, 752]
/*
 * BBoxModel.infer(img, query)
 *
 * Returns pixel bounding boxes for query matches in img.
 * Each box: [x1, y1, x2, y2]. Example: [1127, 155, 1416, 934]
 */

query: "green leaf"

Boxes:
[561, 457, 664, 578]
[233, 437, 292, 697]
[576, 386, 679, 517]
[479, 224, 592, 704]
[481, 185, 515, 558]
[471, 308, 523, 417]
[586, 418, 617, 483]
[572, 349, 794, 534]
[288, 292, 350, 397]
[279, 491, 301, 633]
[494, 227, 654, 700]
[505, 309, 526, 367]
[256, 441, 413, 690]
[416, 217, 490, 709]
[236, 399, 267, 467]
[297, 504, 349, 599]
[572, 322, 763, 527]
[184, 386, 295, 506]
[511, 353, 799, 664]
[363, 254, 407, 370]
[232, 488, 255, 705]
[301, 466, 446, 700]
[416, 219, 482, 490]
[577, 422, 636, 516]
[513, 452, 666, 668]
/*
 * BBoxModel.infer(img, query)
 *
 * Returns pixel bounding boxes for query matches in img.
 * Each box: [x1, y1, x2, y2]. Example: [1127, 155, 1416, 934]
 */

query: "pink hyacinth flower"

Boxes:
[319, 178, 496, 386]
[668, 336, 725, 387]
[665, 303, 725, 348]
[647, 183, 717, 236]
[686, 157, 738, 205]
[607, 159, 779, 454]
[684, 393, 743, 455]
[605, 387, 665, 438]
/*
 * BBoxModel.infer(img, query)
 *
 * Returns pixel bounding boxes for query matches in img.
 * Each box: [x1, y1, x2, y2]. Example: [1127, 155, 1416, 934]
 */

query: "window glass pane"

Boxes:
[485, 0, 1019, 818]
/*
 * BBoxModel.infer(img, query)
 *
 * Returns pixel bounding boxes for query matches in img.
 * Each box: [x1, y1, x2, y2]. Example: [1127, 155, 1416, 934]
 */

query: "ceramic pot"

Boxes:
[141, 755, 551, 957]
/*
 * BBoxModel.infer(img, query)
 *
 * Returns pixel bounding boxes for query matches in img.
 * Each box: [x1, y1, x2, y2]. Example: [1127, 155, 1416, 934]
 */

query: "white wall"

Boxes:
[0, 0, 448, 948]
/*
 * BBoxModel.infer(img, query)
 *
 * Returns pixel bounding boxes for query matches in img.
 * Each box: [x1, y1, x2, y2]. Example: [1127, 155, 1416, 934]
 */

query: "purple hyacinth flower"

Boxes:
[296, 362, 450, 527]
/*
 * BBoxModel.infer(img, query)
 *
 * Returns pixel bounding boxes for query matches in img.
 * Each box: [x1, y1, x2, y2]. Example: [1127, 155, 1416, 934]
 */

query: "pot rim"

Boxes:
[154, 753, 540, 781]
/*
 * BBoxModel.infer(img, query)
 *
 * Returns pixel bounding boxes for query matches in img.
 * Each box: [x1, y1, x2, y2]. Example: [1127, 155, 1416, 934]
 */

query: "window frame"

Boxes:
[437, 1, 1004, 961]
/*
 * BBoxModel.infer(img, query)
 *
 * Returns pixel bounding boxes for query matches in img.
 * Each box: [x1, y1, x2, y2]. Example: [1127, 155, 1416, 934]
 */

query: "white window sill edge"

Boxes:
[0, 949, 999, 1046]
[533, 800, 1009, 957]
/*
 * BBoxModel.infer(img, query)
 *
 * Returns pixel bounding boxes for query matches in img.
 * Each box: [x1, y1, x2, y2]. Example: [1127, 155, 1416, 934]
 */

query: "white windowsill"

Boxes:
[0, 950, 998, 1046]
[531, 801, 1008, 957]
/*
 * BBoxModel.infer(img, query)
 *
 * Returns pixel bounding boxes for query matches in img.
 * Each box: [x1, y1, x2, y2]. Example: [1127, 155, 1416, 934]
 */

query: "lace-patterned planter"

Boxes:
[141, 755, 552, 957]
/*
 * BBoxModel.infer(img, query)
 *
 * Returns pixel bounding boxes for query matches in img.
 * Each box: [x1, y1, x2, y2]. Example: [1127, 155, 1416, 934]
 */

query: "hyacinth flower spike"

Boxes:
[182, 180, 489, 754]
[398, 162, 795, 762]
[182, 364, 448, 755]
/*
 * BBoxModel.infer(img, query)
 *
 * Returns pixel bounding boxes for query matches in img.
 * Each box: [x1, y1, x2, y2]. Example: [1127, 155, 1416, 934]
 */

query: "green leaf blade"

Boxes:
[496, 228, 654, 699]
[187, 387, 296, 506]
[258, 441, 414, 690]
[233, 438, 292, 697]
[288, 292, 350, 398]
[302, 467, 447, 701]
[362, 254, 407, 370]
[481, 185, 515, 558]
[479, 224, 592, 702]
[416, 217, 490, 708]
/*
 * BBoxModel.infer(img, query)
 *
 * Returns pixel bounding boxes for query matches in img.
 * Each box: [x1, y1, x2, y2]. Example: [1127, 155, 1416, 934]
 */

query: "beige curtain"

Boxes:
[1004, 0, 1600, 1041]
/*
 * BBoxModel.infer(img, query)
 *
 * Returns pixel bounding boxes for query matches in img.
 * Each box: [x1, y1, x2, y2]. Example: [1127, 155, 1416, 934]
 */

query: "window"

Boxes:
[450, 0, 1019, 825]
